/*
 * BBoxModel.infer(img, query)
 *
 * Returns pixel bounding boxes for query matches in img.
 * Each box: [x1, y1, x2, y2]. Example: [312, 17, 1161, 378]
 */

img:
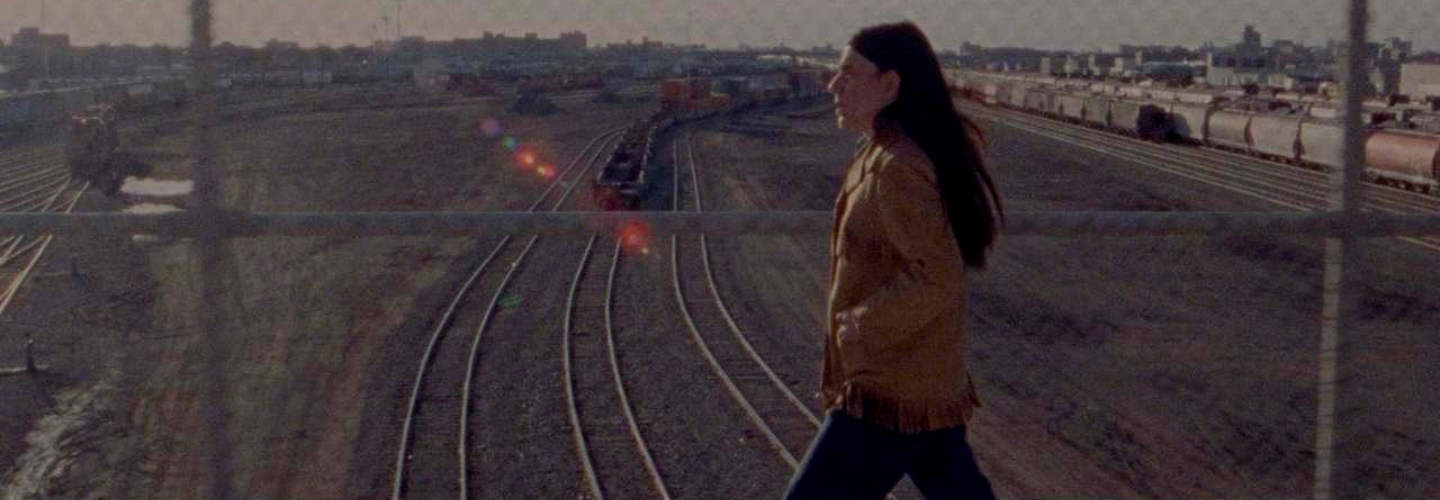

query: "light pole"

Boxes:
[40, 0, 51, 83]
[684, 9, 695, 84]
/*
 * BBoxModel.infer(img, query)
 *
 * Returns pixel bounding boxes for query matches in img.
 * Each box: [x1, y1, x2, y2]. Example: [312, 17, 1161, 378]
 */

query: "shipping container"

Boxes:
[661, 77, 710, 102]
[661, 79, 690, 103]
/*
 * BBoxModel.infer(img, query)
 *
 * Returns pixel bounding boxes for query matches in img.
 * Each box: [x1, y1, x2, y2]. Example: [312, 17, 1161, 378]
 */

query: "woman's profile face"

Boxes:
[827, 46, 898, 135]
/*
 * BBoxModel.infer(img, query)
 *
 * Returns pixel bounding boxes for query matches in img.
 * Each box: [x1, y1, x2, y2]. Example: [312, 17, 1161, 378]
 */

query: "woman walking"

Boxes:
[784, 21, 1004, 500]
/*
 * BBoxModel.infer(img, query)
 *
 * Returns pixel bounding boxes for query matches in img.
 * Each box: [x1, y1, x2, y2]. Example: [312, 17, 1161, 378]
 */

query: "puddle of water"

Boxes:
[119, 177, 193, 197]
[124, 203, 185, 243]
[122, 203, 184, 215]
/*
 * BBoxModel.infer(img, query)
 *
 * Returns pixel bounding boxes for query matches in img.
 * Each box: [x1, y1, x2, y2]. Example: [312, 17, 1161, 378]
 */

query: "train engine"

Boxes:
[65, 104, 124, 194]
[592, 119, 655, 210]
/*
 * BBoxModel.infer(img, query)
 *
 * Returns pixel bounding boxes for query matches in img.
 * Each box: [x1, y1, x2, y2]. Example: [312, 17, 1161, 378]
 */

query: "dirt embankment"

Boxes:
[6, 90, 1434, 500]
[691, 109, 1440, 499]
[0, 88, 656, 499]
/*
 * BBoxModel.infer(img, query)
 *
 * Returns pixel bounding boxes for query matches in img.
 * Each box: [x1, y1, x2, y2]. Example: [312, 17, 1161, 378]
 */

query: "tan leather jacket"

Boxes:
[822, 123, 982, 433]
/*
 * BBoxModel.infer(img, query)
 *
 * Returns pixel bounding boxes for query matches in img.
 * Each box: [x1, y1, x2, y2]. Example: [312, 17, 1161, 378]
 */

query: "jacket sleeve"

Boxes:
[845, 151, 965, 352]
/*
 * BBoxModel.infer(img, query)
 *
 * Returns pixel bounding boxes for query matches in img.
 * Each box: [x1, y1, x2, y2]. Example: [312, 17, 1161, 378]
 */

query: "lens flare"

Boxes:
[503, 136, 519, 151]
[519, 151, 537, 166]
[498, 293, 523, 309]
[480, 118, 502, 138]
[617, 220, 652, 256]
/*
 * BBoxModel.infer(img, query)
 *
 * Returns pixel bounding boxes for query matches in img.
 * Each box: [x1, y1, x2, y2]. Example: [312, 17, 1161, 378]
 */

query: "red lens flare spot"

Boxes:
[518, 151, 537, 166]
[616, 220, 652, 256]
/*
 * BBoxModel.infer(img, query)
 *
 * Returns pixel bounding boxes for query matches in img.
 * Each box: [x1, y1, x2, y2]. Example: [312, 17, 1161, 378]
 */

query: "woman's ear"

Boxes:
[881, 70, 901, 103]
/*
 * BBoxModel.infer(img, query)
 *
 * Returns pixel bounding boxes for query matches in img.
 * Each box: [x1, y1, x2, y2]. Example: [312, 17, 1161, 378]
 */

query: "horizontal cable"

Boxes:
[0, 210, 1437, 238]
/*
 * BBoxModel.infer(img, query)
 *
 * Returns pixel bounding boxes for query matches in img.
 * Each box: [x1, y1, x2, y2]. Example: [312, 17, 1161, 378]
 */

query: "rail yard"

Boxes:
[0, 71, 1437, 500]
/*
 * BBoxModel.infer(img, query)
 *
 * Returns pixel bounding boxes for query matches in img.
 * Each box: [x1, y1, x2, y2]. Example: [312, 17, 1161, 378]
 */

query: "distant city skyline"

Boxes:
[2, 0, 1438, 52]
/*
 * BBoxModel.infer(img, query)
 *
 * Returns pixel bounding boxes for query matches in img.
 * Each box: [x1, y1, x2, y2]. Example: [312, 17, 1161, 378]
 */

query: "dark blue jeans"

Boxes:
[784, 410, 997, 500]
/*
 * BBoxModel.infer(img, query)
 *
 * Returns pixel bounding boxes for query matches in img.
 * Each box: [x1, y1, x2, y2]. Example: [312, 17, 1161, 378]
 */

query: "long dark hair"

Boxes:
[851, 21, 1003, 269]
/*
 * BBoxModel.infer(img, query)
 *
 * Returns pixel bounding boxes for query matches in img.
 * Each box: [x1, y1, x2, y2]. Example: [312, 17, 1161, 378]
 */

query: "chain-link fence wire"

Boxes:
[2, 0, 1440, 498]
[966, 235, 1324, 499]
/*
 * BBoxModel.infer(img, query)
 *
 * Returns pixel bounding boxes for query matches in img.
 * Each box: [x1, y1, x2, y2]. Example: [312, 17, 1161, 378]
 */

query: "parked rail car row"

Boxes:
[1, 78, 189, 141]
[953, 73, 1440, 194]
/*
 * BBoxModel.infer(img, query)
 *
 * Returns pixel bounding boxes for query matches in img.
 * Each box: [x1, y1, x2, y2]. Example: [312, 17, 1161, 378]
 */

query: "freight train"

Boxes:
[0, 78, 188, 142]
[65, 103, 126, 194]
[953, 72, 1440, 194]
[592, 69, 831, 210]
[591, 99, 727, 210]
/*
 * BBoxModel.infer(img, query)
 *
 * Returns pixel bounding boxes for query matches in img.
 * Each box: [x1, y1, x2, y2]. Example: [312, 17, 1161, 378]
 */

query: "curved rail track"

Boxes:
[561, 232, 673, 500]
[667, 130, 823, 467]
[390, 127, 624, 500]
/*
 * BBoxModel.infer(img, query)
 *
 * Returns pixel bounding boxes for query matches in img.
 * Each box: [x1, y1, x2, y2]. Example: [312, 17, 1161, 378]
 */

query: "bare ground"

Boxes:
[2, 90, 1436, 500]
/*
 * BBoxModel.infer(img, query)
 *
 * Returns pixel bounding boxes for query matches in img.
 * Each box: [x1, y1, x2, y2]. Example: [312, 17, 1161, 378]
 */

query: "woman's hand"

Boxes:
[835, 310, 861, 345]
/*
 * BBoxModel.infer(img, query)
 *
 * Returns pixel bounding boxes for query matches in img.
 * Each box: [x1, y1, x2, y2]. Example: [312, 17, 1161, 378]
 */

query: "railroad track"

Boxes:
[668, 129, 823, 467]
[0, 146, 61, 172]
[962, 101, 1440, 254]
[0, 176, 88, 318]
[561, 233, 672, 500]
[390, 126, 624, 500]
[558, 116, 834, 500]
[671, 127, 936, 500]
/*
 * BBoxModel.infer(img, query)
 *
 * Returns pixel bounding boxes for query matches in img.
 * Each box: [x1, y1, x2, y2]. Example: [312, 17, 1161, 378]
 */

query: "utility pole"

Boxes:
[684, 9, 695, 95]
[41, 0, 51, 83]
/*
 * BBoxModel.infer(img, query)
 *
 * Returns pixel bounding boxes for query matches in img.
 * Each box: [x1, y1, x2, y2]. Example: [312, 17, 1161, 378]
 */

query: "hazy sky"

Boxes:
[2, 0, 1437, 52]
